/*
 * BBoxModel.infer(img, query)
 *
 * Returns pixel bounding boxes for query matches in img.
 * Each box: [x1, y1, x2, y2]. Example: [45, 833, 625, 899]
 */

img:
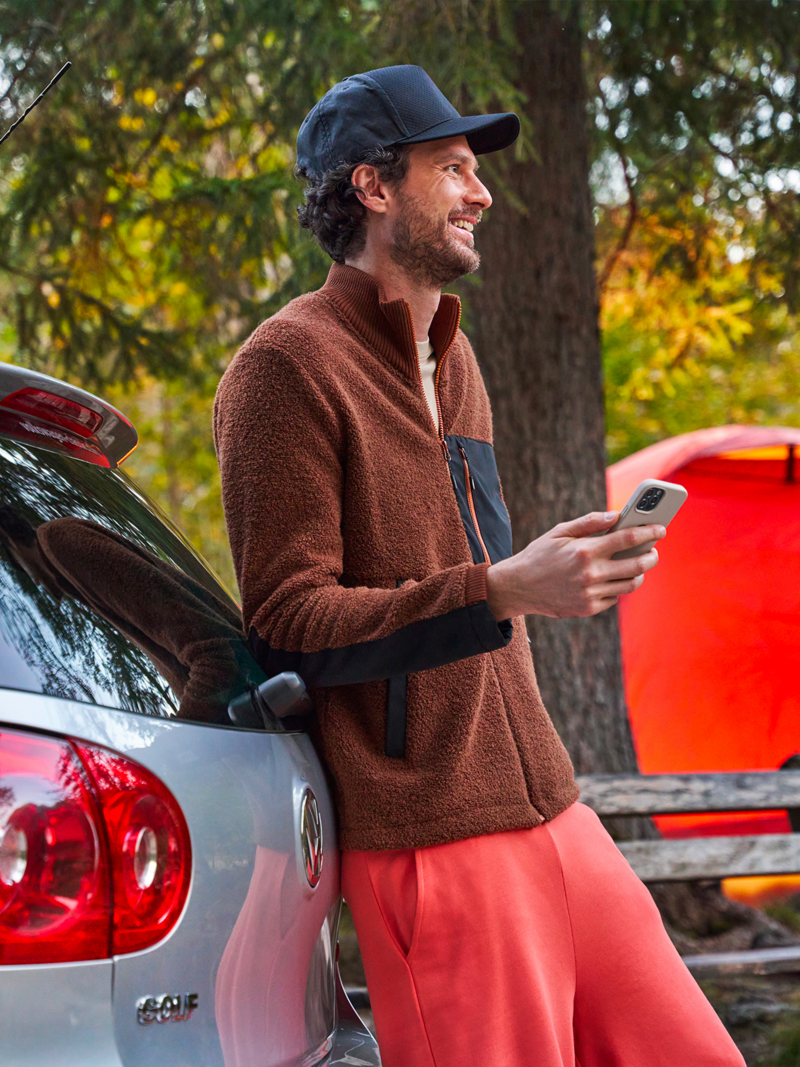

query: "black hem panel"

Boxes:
[248, 601, 513, 688]
[385, 674, 408, 758]
[469, 603, 514, 651]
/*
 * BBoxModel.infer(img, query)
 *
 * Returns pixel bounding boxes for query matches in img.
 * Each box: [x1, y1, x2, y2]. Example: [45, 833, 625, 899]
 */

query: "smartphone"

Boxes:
[606, 479, 688, 560]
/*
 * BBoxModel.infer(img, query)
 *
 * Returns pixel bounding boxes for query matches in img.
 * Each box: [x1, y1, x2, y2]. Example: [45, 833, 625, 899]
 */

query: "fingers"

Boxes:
[590, 548, 659, 584]
[587, 575, 646, 599]
[576, 548, 659, 614]
[575, 594, 621, 617]
[598, 523, 666, 557]
[555, 510, 619, 538]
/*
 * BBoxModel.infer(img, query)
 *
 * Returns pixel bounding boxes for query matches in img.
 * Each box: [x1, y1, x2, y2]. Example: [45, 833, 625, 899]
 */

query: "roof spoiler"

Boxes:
[0, 363, 138, 468]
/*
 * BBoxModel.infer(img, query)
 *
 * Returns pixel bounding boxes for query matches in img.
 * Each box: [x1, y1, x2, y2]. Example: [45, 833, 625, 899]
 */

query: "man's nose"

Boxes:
[466, 173, 492, 210]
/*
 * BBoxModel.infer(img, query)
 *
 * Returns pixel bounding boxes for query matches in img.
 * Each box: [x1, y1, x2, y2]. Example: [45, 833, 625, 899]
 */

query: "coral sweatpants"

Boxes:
[341, 802, 745, 1067]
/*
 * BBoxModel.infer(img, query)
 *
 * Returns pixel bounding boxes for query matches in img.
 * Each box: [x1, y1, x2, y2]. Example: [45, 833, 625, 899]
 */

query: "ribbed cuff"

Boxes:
[464, 561, 490, 605]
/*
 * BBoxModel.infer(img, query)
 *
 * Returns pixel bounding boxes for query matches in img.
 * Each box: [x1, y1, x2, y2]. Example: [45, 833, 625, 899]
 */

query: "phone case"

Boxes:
[608, 478, 688, 560]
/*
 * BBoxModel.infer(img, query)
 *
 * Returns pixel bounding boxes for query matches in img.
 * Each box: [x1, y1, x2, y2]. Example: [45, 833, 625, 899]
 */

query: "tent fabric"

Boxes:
[607, 426, 800, 839]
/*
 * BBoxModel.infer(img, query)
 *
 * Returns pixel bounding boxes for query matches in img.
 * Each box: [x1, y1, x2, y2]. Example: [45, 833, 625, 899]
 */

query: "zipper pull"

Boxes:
[457, 443, 476, 492]
[441, 438, 456, 489]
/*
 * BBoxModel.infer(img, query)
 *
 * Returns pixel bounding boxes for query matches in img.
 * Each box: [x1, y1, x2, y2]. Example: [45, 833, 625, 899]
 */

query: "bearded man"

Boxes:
[214, 66, 743, 1067]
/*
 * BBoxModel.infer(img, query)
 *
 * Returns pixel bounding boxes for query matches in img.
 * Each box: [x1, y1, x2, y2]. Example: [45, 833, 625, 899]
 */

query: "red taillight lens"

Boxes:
[0, 729, 191, 963]
[75, 743, 192, 955]
[0, 388, 103, 439]
[0, 730, 109, 964]
[0, 410, 110, 467]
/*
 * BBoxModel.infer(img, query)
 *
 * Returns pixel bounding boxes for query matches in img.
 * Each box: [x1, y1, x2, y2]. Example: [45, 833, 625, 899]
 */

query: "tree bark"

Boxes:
[467, 0, 637, 777]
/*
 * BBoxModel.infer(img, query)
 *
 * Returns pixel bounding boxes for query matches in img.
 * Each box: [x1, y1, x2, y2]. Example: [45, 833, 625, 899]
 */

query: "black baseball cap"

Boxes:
[296, 65, 520, 177]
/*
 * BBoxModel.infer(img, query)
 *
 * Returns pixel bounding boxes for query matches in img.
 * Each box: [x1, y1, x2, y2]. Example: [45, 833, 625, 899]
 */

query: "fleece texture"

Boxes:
[214, 262, 578, 851]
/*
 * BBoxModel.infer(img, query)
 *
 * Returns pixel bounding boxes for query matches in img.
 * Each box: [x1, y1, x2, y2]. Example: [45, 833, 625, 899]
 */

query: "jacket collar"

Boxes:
[322, 262, 461, 379]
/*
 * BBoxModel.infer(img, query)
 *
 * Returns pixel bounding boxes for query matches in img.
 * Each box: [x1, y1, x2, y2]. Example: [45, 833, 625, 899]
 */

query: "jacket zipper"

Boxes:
[457, 443, 491, 565]
[407, 306, 488, 564]
[409, 303, 460, 488]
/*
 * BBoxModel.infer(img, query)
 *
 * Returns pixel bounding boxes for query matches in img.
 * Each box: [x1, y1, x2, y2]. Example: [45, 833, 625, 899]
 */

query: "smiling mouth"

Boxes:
[450, 219, 474, 233]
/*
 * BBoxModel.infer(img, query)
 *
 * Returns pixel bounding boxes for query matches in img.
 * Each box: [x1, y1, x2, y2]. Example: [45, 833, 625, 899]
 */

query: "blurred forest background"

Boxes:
[4, 7, 800, 1055]
[0, 0, 798, 592]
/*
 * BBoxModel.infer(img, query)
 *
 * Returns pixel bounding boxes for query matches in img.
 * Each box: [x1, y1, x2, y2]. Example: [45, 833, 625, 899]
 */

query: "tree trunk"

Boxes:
[467, 0, 637, 777]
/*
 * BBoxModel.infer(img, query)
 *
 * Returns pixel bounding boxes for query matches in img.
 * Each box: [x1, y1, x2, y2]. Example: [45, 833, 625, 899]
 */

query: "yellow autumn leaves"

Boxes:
[600, 195, 800, 461]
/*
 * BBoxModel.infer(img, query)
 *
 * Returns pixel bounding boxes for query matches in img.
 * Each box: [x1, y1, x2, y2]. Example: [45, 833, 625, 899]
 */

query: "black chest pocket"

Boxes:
[445, 435, 513, 565]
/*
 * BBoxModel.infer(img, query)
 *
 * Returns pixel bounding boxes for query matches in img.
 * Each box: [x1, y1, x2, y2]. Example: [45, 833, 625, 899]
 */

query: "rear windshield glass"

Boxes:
[0, 434, 270, 725]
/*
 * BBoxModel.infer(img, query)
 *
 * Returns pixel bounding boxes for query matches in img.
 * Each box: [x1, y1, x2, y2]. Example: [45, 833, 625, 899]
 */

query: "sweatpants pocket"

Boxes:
[364, 847, 419, 959]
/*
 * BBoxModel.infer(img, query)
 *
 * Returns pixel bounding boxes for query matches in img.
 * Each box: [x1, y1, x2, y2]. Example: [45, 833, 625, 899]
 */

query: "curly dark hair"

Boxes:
[295, 145, 410, 263]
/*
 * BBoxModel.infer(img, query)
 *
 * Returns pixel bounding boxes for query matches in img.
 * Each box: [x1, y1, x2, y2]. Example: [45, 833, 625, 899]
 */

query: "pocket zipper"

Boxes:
[457, 443, 491, 565]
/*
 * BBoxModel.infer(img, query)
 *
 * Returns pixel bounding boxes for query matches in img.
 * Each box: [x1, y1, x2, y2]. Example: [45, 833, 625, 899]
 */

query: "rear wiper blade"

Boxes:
[0, 61, 71, 148]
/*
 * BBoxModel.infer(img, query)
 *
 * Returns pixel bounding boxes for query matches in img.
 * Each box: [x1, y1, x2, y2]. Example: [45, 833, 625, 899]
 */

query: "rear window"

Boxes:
[0, 434, 269, 725]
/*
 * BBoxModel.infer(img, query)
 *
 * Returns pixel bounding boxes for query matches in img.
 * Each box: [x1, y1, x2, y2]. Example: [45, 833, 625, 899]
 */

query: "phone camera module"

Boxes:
[635, 487, 665, 513]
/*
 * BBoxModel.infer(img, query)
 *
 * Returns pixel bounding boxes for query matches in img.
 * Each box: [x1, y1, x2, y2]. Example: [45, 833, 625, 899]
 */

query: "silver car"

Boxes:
[0, 362, 380, 1067]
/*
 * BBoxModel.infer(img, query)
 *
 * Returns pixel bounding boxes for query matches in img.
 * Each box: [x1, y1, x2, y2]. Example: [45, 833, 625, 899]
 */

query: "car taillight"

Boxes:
[75, 743, 192, 955]
[0, 387, 111, 467]
[0, 728, 191, 964]
[0, 730, 109, 964]
[0, 410, 110, 467]
[0, 388, 103, 439]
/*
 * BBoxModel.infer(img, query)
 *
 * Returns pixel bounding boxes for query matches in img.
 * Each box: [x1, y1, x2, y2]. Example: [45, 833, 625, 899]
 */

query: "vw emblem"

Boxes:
[300, 788, 323, 888]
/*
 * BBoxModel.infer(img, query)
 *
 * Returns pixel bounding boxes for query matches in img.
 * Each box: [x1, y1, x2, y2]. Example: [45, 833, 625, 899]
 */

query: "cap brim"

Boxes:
[393, 112, 520, 155]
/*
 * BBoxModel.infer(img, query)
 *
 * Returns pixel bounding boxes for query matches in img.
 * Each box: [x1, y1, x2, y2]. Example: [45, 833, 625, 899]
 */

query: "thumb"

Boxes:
[555, 510, 619, 539]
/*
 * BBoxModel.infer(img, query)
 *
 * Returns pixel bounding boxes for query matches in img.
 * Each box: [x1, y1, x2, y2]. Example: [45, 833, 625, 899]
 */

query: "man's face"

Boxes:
[388, 136, 493, 289]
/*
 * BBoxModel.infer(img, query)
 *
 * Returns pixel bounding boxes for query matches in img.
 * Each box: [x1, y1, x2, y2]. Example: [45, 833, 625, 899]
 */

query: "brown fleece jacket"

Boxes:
[214, 262, 578, 850]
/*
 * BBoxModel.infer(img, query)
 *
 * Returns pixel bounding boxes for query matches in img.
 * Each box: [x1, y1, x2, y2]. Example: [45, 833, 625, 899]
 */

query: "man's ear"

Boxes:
[351, 163, 391, 214]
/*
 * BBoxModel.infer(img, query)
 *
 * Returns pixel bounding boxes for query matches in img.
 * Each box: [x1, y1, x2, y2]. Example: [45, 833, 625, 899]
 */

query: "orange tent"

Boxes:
[607, 426, 800, 848]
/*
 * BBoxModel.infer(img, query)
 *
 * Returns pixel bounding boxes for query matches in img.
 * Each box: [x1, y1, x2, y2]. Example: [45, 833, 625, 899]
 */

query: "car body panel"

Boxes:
[0, 424, 380, 1065]
[0, 959, 122, 1067]
[0, 689, 349, 1066]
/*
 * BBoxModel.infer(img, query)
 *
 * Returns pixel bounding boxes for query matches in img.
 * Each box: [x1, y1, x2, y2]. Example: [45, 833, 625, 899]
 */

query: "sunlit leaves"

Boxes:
[0, 0, 372, 389]
[600, 194, 800, 462]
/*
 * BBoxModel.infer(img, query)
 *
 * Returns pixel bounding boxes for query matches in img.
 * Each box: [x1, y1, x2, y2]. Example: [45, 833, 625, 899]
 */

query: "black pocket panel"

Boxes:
[445, 435, 513, 564]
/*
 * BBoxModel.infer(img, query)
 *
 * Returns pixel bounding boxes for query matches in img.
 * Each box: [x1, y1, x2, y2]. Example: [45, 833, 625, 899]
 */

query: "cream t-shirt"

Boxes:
[416, 338, 439, 432]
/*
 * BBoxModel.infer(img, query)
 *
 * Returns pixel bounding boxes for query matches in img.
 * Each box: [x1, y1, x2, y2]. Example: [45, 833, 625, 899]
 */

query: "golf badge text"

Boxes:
[137, 992, 198, 1025]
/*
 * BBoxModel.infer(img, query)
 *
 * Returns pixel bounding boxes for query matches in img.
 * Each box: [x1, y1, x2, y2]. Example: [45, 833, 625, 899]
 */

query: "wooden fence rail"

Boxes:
[575, 769, 800, 976]
[576, 770, 800, 818]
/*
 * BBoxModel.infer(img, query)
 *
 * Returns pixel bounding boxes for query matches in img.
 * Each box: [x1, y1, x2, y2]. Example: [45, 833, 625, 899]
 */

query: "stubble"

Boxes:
[389, 192, 481, 289]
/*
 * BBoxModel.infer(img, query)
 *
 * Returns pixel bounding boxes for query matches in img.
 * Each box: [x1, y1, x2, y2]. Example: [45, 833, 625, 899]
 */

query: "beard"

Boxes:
[389, 192, 481, 289]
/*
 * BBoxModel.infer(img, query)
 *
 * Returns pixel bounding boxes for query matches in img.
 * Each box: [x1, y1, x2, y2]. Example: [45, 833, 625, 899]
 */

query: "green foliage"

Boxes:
[1, 0, 800, 580]
[762, 1015, 800, 1067]
[0, 0, 380, 586]
[0, 0, 374, 386]
[764, 899, 800, 934]
[585, 0, 800, 461]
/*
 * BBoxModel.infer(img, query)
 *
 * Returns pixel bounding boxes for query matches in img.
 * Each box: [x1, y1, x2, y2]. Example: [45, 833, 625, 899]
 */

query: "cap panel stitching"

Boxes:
[360, 74, 410, 139]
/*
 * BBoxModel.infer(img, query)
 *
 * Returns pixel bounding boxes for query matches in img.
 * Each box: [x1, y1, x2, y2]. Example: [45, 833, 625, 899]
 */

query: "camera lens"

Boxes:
[636, 487, 664, 512]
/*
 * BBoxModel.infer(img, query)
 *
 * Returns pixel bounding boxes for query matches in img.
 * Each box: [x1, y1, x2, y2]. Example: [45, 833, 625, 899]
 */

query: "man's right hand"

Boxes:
[485, 511, 665, 621]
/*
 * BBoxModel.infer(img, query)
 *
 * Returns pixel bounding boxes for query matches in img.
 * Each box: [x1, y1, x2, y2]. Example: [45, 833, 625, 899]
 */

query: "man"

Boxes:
[214, 65, 743, 1067]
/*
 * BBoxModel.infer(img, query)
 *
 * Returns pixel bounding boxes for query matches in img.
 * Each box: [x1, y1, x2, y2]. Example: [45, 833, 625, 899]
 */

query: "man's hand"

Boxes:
[485, 511, 665, 621]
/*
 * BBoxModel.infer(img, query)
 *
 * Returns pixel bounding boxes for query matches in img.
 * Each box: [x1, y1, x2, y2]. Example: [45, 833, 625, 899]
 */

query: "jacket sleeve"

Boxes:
[213, 331, 511, 688]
